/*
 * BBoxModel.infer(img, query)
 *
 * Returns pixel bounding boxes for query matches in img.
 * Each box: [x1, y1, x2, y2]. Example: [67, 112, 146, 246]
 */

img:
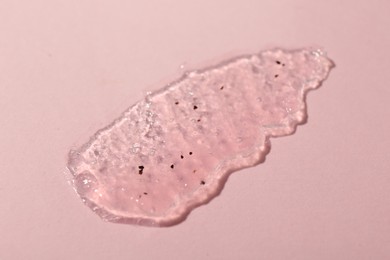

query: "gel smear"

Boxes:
[67, 48, 334, 226]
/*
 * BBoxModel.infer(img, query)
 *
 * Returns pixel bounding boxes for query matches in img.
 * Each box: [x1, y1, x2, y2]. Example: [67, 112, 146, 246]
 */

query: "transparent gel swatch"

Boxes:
[67, 48, 334, 226]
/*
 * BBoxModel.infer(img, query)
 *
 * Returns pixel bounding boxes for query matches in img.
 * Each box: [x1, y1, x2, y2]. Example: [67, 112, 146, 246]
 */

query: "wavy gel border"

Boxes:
[67, 47, 334, 227]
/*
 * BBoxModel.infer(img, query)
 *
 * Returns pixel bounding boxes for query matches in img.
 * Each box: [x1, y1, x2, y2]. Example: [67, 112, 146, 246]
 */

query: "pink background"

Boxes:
[1, 0, 389, 259]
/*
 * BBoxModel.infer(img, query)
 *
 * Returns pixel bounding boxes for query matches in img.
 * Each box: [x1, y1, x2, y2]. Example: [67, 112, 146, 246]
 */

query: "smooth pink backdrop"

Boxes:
[1, 0, 389, 259]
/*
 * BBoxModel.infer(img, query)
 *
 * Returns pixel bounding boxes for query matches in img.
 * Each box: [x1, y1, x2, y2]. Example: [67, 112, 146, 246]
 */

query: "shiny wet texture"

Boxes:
[67, 48, 333, 226]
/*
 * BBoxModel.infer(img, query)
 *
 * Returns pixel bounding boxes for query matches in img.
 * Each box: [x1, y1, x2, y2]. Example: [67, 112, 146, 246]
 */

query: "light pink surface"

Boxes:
[1, 0, 389, 259]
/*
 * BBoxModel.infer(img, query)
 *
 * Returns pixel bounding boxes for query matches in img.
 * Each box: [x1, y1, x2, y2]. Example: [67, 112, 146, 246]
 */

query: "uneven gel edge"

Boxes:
[66, 48, 334, 227]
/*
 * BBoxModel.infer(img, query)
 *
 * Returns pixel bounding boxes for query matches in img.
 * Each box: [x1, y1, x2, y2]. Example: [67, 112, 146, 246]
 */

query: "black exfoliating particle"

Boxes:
[138, 165, 144, 175]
